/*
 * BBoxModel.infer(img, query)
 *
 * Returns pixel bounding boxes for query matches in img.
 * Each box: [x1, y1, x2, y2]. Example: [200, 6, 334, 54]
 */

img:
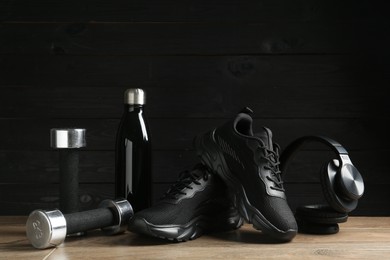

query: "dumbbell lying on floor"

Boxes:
[26, 198, 133, 249]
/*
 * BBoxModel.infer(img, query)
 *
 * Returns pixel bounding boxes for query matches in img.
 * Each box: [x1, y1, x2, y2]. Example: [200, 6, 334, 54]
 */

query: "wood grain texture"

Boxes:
[1, 55, 386, 87]
[0, 22, 367, 55]
[1, 216, 390, 259]
[0, 118, 388, 150]
[0, 0, 385, 22]
[0, 150, 387, 184]
[1, 83, 387, 118]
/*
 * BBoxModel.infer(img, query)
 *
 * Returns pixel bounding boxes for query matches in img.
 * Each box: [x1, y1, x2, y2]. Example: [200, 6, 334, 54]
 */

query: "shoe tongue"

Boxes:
[165, 165, 204, 199]
[179, 167, 200, 180]
[254, 127, 273, 150]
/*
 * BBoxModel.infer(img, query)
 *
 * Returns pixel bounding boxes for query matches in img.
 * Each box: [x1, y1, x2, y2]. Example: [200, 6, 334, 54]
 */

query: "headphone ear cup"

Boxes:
[295, 205, 348, 224]
[295, 205, 348, 235]
[320, 160, 357, 213]
[296, 217, 340, 235]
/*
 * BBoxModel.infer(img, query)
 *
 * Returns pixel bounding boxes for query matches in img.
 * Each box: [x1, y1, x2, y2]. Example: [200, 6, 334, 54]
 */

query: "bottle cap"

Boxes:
[124, 88, 146, 105]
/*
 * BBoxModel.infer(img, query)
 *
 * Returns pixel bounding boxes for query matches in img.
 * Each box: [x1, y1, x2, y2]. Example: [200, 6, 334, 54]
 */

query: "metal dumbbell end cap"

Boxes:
[26, 209, 67, 249]
[50, 128, 86, 149]
[100, 198, 133, 235]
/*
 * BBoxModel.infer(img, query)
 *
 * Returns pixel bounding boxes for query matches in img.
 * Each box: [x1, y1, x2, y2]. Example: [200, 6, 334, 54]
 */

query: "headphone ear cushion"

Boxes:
[296, 218, 340, 235]
[295, 205, 348, 224]
[295, 205, 348, 235]
[320, 160, 357, 213]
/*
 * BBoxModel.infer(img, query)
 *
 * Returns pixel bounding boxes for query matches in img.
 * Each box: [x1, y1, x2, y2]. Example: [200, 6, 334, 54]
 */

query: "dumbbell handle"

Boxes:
[59, 149, 80, 214]
[26, 198, 133, 249]
[65, 207, 114, 234]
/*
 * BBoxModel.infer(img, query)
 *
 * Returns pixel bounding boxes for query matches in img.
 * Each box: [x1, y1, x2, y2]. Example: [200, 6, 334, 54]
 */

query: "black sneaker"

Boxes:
[194, 107, 297, 242]
[127, 163, 244, 242]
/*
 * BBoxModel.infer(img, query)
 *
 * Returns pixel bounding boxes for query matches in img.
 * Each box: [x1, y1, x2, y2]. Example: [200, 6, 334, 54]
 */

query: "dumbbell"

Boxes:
[26, 198, 133, 249]
[50, 128, 86, 214]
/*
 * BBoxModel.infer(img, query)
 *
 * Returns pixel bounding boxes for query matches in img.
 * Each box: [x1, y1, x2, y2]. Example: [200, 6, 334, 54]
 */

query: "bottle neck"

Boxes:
[124, 104, 144, 113]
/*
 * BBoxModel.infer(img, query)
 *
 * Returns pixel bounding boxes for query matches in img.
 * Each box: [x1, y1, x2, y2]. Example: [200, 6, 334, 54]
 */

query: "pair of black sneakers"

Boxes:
[128, 107, 297, 242]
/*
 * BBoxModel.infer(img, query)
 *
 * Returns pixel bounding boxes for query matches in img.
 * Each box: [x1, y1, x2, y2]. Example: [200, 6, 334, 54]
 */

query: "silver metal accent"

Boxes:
[326, 160, 358, 212]
[26, 209, 67, 249]
[124, 88, 146, 105]
[340, 164, 365, 200]
[100, 198, 134, 235]
[50, 128, 86, 149]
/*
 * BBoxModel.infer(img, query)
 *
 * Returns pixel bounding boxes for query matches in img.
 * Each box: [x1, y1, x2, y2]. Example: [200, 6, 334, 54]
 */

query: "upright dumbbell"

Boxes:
[26, 198, 133, 249]
[50, 128, 86, 214]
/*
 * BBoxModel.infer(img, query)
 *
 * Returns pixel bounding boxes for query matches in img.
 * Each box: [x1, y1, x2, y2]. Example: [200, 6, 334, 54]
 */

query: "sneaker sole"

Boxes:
[194, 129, 296, 242]
[128, 216, 204, 242]
[128, 210, 243, 242]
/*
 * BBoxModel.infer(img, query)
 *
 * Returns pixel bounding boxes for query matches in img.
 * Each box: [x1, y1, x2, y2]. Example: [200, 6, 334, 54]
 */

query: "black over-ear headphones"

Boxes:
[280, 135, 365, 235]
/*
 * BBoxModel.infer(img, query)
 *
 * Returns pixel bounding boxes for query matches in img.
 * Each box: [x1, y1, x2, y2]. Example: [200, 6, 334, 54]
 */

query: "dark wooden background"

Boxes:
[0, 1, 389, 216]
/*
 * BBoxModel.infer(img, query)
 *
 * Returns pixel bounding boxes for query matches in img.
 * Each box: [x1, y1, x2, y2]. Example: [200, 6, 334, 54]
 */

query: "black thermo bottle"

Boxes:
[115, 88, 152, 212]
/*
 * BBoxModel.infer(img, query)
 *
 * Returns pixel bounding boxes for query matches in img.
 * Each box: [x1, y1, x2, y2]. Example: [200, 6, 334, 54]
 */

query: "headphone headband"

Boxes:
[280, 135, 349, 173]
[280, 135, 364, 234]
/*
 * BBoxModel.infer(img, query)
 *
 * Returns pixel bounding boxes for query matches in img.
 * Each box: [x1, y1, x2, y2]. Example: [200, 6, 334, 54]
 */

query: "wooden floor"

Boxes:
[1, 216, 390, 259]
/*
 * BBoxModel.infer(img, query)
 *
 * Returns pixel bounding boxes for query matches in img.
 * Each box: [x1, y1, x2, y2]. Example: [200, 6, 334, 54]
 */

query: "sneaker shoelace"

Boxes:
[262, 143, 285, 192]
[163, 166, 209, 199]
